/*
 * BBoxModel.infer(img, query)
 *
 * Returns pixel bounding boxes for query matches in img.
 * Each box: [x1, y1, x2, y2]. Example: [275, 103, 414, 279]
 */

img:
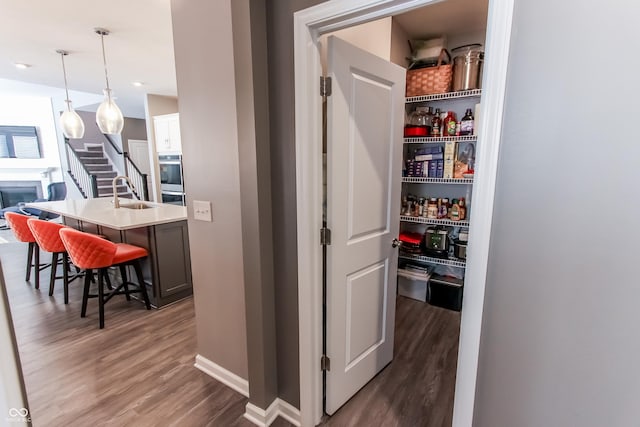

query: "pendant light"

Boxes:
[56, 50, 85, 139]
[94, 28, 124, 134]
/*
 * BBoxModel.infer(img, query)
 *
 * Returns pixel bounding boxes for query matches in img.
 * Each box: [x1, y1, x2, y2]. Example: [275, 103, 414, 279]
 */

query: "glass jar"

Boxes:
[427, 198, 438, 219]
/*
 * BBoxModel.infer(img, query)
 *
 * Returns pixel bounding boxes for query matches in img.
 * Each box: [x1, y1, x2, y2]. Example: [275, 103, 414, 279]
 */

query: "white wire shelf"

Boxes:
[399, 253, 466, 268]
[404, 135, 478, 144]
[405, 89, 482, 103]
[402, 177, 474, 184]
[400, 215, 469, 228]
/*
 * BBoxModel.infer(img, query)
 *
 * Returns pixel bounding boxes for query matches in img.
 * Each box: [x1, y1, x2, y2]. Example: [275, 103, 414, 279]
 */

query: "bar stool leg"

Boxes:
[26, 242, 34, 281]
[132, 261, 151, 310]
[62, 253, 69, 305]
[49, 252, 58, 296]
[119, 265, 131, 301]
[81, 268, 92, 318]
[98, 268, 106, 329]
[34, 243, 40, 289]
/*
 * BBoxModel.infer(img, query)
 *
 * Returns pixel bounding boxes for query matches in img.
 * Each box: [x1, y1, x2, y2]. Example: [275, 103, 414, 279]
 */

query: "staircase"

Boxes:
[71, 144, 133, 199]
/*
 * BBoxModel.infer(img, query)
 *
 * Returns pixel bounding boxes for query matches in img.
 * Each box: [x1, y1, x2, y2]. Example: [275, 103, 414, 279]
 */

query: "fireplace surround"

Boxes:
[0, 181, 43, 209]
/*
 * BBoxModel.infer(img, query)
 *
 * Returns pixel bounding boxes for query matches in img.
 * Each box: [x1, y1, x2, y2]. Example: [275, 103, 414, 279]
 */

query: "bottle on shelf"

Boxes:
[444, 111, 457, 136]
[431, 108, 442, 137]
[450, 199, 461, 221]
[460, 108, 474, 136]
[458, 198, 467, 220]
[427, 198, 438, 219]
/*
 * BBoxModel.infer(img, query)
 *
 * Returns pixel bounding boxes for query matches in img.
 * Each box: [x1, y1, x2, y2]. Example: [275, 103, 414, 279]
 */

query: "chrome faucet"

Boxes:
[112, 175, 132, 208]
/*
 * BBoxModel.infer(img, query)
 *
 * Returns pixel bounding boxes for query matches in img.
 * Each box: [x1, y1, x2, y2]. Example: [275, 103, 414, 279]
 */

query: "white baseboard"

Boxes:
[194, 355, 300, 426]
[244, 400, 279, 426]
[244, 398, 301, 427]
[276, 399, 302, 426]
[194, 354, 249, 397]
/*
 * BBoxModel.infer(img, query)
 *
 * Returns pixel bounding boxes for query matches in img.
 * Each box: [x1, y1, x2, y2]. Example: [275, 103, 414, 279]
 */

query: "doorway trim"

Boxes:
[293, 0, 515, 425]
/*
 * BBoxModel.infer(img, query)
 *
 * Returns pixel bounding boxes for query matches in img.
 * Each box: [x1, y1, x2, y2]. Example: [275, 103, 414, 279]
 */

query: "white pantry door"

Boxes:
[325, 36, 405, 415]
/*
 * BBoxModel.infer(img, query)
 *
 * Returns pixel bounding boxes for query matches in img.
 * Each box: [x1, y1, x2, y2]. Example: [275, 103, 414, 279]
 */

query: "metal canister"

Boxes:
[452, 44, 484, 91]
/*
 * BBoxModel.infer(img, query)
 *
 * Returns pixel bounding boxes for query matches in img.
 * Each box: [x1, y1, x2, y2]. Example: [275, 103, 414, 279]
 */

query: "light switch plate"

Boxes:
[193, 200, 213, 222]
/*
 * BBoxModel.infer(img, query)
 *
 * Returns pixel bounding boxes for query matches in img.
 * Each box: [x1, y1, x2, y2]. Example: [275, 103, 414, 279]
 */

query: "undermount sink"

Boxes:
[120, 202, 155, 210]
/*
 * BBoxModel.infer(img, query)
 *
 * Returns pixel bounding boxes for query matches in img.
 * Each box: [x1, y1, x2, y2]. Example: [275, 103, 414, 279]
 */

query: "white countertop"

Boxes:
[26, 198, 188, 231]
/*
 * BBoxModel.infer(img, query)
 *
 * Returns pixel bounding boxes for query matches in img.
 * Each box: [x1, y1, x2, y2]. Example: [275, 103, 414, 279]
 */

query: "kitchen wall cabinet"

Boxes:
[154, 113, 182, 153]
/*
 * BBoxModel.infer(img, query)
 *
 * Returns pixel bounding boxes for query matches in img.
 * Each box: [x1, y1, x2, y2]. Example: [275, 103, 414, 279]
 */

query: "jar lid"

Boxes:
[452, 43, 483, 53]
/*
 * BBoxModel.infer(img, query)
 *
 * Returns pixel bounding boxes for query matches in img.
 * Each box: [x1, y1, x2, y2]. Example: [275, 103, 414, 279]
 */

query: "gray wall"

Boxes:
[121, 117, 148, 153]
[232, 0, 278, 409]
[265, 0, 326, 407]
[171, 0, 248, 379]
[474, 0, 640, 426]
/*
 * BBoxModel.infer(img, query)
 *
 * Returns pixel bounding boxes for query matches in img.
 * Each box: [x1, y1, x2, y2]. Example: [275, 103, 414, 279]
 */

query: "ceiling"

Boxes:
[394, 0, 489, 40]
[0, 0, 176, 119]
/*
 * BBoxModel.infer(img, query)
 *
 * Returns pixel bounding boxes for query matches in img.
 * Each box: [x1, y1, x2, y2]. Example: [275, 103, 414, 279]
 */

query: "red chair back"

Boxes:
[4, 212, 36, 243]
[59, 228, 117, 270]
[27, 219, 67, 253]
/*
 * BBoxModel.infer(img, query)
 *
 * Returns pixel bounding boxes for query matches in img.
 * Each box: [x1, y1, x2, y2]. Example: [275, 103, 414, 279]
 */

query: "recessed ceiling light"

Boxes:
[14, 63, 31, 69]
[132, 81, 144, 87]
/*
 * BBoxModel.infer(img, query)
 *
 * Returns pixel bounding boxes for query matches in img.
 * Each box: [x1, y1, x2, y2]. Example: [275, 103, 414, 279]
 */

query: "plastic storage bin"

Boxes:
[397, 267, 431, 302]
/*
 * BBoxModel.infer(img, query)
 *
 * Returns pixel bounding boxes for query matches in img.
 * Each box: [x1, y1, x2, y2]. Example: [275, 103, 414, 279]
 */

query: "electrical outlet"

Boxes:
[193, 200, 213, 222]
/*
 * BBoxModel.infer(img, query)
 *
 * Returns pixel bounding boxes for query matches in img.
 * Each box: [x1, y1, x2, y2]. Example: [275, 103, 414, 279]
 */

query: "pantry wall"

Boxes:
[317, 0, 489, 420]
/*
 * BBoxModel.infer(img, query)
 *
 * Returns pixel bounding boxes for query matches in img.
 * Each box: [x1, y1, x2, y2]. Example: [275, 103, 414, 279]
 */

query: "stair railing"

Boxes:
[124, 154, 149, 201]
[102, 134, 149, 201]
[64, 138, 99, 198]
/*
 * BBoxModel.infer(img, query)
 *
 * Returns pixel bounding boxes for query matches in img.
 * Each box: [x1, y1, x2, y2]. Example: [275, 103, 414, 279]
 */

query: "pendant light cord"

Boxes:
[100, 33, 112, 101]
[59, 52, 71, 111]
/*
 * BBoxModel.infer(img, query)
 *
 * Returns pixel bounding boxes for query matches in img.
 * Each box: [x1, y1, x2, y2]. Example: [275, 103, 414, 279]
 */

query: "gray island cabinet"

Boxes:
[26, 199, 192, 308]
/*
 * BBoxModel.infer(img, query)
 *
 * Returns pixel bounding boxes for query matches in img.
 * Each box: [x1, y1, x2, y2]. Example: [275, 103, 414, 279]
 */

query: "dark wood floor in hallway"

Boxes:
[0, 241, 274, 427]
[1, 235, 459, 427]
[320, 296, 460, 427]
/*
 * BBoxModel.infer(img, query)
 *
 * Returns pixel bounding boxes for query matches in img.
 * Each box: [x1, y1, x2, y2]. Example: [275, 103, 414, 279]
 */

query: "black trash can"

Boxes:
[428, 274, 464, 312]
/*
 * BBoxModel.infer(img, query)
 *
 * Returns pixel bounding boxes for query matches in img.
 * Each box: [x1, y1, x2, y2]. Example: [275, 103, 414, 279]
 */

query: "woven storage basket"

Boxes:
[406, 49, 452, 97]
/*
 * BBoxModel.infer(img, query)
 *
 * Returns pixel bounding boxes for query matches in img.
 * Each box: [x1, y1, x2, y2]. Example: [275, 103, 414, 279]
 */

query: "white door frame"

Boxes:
[293, 1, 515, 426]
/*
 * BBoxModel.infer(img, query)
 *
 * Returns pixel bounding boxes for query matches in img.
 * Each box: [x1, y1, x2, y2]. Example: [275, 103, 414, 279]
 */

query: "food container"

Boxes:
[452, 44, 484, 91]
[409, 37, 447, 63]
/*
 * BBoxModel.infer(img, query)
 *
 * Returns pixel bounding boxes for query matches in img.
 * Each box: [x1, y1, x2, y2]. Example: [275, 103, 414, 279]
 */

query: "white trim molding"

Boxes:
[277, 399, 302, 426]
[244, 400, 279, 427]
[293, 0, 515, 426]
[194, 354, 249, 397]
[244, 399, 302, 427]
[451, 0, 515, 425]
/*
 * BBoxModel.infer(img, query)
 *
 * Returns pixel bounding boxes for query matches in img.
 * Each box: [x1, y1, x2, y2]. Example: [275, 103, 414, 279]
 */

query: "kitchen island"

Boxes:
[26, 198, 192, 308]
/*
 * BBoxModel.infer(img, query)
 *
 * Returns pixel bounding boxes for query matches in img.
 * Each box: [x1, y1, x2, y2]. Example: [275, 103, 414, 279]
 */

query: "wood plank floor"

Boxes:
[0, 241, 285, 427]
[1, 228, 459, 427]
[320, 296, 460, 427]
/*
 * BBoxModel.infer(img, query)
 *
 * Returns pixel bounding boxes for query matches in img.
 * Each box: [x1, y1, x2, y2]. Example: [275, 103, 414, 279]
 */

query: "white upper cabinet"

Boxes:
[154, 113, 181, 153]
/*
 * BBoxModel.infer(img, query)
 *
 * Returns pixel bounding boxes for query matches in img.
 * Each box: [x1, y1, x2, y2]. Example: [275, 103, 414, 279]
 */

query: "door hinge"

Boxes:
[320, 76, 332, 97]
[321, 355, 331, 371]
[320, 227, 332, 246]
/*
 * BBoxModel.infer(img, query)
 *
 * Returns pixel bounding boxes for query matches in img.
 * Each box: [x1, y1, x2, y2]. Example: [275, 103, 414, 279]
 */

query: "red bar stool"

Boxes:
[59, 228, 151, 328]
[4, 212, 44, 288]
[27, 218, 80, 304]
